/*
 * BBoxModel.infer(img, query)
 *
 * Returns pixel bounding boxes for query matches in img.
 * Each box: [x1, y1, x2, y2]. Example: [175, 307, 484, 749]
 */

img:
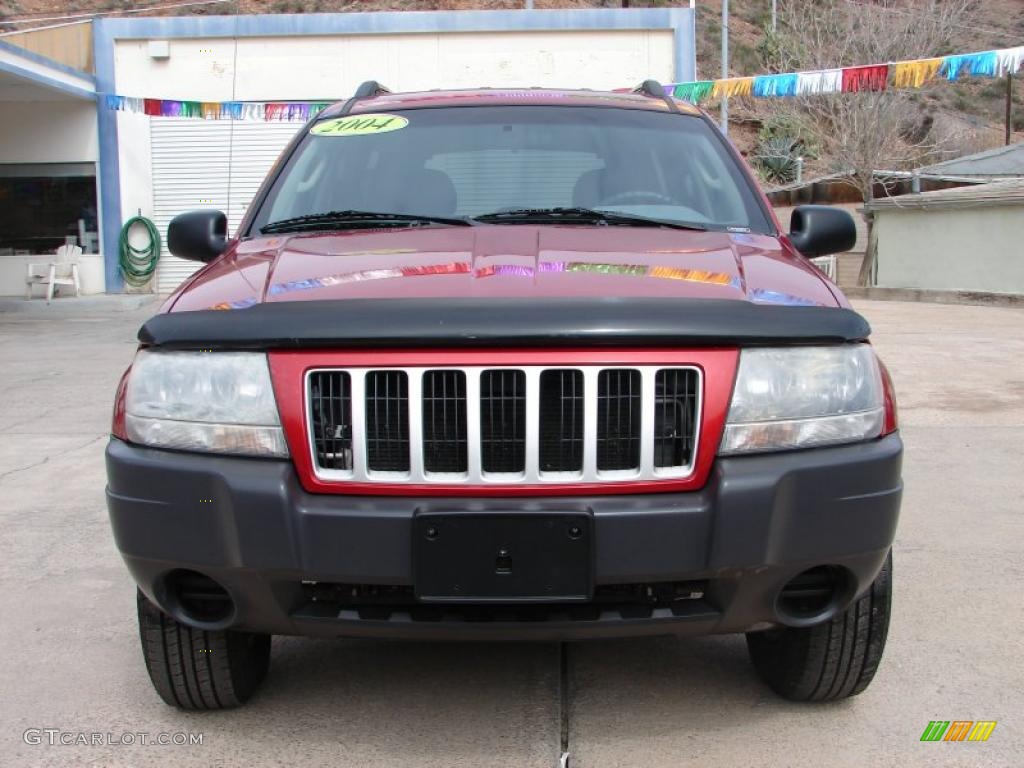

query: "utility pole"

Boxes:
[771, 0, 777, 33]
[720, 0, 729, 133]
[1007, 74, 1014, 146]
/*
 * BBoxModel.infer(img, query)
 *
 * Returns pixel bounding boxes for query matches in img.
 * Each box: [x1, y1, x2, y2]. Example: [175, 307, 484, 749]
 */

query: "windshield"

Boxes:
[248, 105, 773, 235]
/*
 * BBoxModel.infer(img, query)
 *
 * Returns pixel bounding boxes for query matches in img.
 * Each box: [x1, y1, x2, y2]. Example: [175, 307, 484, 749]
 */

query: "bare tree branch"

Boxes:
[762, 0, 978, 284]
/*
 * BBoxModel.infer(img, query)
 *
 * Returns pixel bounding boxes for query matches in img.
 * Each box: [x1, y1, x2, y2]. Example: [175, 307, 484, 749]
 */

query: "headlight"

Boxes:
[720, 345, 884, 455]
[125, 350, 288, 457]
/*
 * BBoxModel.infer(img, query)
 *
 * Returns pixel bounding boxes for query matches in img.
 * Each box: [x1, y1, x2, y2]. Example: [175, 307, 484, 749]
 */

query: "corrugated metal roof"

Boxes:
[916, 142, 1024, 178]
[866, 178, 1024, 211]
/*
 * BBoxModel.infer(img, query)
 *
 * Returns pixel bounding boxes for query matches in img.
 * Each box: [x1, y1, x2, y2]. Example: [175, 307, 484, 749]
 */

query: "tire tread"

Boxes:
[747, 552, 892, 702]
[136, 590, 269, 710]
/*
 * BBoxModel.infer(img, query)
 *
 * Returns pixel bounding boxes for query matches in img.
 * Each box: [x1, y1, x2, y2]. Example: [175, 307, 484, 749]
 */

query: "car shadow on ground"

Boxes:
[569, 634, 813, 725]
[198, 632, 803, 759]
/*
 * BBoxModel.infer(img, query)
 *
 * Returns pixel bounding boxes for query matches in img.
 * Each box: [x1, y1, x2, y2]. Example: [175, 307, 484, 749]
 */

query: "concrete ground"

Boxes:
[0, 297, 1021, 768]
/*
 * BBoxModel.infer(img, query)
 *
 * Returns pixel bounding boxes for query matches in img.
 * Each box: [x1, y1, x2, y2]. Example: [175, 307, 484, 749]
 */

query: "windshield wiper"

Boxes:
[472, 207, 708, 231]
[260, 210, 473, 234]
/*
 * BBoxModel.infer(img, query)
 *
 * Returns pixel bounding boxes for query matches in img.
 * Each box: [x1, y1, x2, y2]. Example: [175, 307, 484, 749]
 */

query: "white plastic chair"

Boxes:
[25, 244, 82, 303]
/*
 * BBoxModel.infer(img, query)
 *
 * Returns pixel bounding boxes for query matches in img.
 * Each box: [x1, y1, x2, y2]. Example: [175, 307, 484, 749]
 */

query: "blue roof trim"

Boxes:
[0, 38, 96, 82]
[98, 8, 689, 39]
[0, 59, 95, 99]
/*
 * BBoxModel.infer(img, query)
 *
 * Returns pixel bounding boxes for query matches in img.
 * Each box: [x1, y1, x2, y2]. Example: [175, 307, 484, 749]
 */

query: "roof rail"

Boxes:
[633, 79, 679, 113]
[334, 80, 391, 118]
[354, 80, 391, 99]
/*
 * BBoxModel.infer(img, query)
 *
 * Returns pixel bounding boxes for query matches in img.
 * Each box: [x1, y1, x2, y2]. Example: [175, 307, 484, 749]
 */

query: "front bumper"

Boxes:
[106, 434, 902, 640]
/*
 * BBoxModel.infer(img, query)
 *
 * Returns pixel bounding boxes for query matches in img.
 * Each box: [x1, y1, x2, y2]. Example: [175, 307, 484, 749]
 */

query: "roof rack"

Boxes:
[632, 79, 679, 113]
[353, 80, 391, 99]
[336, 80, 392, 117]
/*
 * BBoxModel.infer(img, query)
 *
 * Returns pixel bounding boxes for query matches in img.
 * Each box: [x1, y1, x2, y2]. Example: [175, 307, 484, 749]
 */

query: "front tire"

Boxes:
[746, 552, 892, 702]
[137, 589, 271, 709]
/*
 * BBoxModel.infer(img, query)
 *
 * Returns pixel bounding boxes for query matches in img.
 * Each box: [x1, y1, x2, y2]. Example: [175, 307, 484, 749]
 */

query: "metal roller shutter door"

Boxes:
[150, 119, 299, 294]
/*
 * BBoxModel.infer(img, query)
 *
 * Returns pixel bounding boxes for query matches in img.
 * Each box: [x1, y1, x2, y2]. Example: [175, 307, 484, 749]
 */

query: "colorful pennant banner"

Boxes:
[104, 95, 332, 121]
[100, 44, 1024, 119]
[665, 45, 1024, 104]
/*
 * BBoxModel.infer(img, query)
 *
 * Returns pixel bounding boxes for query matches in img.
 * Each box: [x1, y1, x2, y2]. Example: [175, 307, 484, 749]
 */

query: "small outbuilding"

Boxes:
[867, 177, 1024, 295]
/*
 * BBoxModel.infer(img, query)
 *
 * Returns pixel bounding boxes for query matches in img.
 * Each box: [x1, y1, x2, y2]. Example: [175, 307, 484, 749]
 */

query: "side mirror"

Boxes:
[167, 210, 228, 263]
[788, 205, 856, 257]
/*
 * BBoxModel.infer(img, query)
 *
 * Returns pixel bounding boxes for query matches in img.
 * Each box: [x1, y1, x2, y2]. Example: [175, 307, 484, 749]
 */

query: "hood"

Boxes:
[165, 225, 839, 313]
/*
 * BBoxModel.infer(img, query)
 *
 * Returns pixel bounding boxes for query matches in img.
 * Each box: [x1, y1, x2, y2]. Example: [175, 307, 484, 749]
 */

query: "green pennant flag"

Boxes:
[672, 81, 715, 103]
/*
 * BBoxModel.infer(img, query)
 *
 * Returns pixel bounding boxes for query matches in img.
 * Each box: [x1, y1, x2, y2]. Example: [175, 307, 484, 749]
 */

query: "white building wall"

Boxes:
[874, 205, 1024, 294]
[0, 101, 97, 163]
[116, 110, 153, 225]
[113, 29, 674, 100]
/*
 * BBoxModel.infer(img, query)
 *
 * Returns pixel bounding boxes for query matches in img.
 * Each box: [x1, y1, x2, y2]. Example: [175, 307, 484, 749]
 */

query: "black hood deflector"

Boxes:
[139, 297, 871, 349]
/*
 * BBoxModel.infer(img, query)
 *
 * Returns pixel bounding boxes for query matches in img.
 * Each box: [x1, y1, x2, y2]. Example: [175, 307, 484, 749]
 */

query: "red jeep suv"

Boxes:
[106, 81, 901, 709]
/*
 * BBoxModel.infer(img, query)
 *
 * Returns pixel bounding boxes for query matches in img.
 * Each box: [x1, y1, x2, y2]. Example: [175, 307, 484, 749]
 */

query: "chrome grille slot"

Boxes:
[597, 369, 642, 471]
[365, 370, 410, 472]
[480, 369, 526, 474]
[655, 368, 699, 469]
[539, 369, 584, 473]
[306, 365, 701, 485]
[309, 371, 352, 471]
[422, 370, 468, 474]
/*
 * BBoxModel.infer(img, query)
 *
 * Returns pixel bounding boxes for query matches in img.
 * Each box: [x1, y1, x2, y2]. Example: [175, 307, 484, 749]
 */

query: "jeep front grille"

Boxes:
[539, 369, 584, 473]
[307, 366, 701, 484]
[654, 368, 699, 469]
[597, 369, 643, 471]
[480, 369, 527, 473]
[309, 370, 353, 471]
[423, 369, 468, 473]
[365, 370, 410, 472]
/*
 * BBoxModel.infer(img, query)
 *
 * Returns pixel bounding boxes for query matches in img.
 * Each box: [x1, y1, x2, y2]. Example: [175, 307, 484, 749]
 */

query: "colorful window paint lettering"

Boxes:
[310, 114, 409, 137]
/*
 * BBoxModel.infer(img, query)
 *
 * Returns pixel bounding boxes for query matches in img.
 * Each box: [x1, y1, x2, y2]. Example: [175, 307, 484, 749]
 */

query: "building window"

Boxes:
[0, 163, 98, 255]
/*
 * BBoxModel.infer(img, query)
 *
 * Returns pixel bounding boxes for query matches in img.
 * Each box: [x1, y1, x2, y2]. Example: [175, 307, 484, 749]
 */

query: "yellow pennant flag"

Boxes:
[712, 77, 755, 99]
[893, 58, 943, 88]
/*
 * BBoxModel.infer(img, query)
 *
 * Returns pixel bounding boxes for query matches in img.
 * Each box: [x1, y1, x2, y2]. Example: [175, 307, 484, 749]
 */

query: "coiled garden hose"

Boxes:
[118, 216, 161, 287]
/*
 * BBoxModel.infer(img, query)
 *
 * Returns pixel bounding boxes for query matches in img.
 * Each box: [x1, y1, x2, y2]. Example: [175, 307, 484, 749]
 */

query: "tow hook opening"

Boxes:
[775, 565, 853, 627]
[163, 569, 236, 628]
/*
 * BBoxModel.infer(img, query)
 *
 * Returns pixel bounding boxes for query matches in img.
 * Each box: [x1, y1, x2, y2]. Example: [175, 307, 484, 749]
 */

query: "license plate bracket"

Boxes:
[413, 512, 592, 603]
